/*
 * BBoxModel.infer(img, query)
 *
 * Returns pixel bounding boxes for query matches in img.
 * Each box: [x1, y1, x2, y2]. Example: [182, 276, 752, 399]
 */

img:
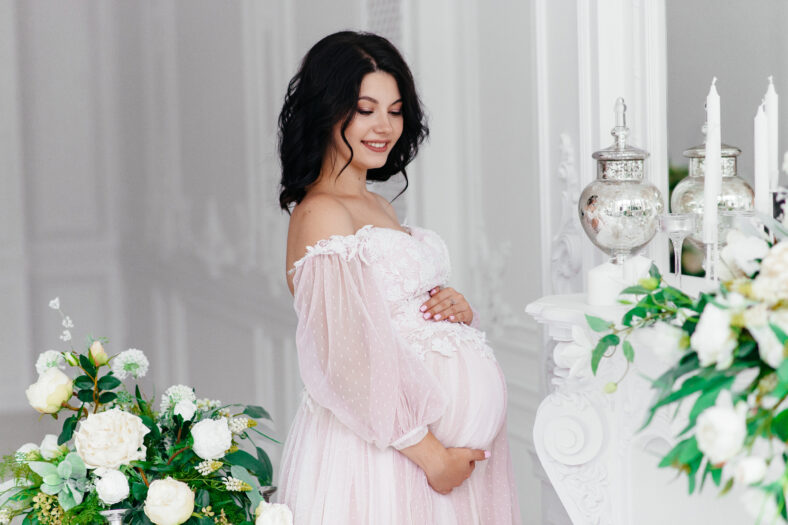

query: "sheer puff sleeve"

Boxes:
[292, 245, 448, 451]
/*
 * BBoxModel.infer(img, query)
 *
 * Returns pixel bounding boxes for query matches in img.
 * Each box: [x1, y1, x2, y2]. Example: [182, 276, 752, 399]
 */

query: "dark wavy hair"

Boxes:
[277, 31, 429, 212]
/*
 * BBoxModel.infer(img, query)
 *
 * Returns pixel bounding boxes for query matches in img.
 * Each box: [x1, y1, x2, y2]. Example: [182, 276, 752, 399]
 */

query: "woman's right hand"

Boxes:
[399, 431, 488, 495]
[424, 447, 488, 495]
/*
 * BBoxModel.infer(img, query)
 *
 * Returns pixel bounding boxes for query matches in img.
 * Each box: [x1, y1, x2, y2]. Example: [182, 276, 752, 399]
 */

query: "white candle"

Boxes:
[754, 102, 771, 215]
[703, 78, 721, 246]
[765, 76, 779, 189]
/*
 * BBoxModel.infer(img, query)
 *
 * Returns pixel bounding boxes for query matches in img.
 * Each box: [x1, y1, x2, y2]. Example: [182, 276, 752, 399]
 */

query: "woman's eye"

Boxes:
[357, 109, 373, 115]
[390, 110, 402, 116]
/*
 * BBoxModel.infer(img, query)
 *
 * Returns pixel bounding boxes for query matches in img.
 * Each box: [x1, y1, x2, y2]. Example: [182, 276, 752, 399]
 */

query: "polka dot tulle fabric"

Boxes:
[278, 225, 521, 524]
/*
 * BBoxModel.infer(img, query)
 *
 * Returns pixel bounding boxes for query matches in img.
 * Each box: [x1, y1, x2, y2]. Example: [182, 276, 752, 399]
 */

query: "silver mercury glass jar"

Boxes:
[578, 98, 664, 264]
[670, 137, 754, 246]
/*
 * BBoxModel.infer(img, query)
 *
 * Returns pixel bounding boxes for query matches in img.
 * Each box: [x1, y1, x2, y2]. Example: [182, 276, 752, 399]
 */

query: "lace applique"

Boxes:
[403, 322, 494, 361]
[290, 225, 379, 275]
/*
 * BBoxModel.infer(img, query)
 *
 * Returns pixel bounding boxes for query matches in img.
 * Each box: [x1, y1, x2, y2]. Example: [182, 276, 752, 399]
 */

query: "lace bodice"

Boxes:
[291, 224, 490, 360]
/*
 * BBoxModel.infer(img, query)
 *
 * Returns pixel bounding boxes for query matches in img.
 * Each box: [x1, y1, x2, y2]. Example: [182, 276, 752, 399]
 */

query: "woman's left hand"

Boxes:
[420, 286, 473, 324]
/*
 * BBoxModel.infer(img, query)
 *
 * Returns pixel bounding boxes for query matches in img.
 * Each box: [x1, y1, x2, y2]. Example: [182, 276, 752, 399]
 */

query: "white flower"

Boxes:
[0, 508, 11, 525]
[691, 304, 737, 370]
[59, 330, 72, 342]
[160, 385, 196, 413]
[143, 477, 194, 525]
[94, 468, 130, 505]
[196, 398, 221, 411]
[174, 400, 196, 421]
[89, 341, 108, 366]
[734, 456, 767, 485]
[696, 391, 746, 464]
[190, 418, 232, 460]
[752, 243, 788, 304]
[39, 434, 67, 460]
[719, 230, 769, 280]
[222, 476, 251, 492]
[195, 460, 222, 476]
[254, 501, 294, 525]
[629, 323, 687, 365]
[111, 349, 149, 380]
[746, 309, 788, 368]
[35, 350, 66, 375]
[228, 416, 250, 434]
[48, 297, 60, 310]
[25, 368, 73, 414]
[73, 408, 150, 469]
[61, 316, 74, 329]
[15, 443, 39, 463]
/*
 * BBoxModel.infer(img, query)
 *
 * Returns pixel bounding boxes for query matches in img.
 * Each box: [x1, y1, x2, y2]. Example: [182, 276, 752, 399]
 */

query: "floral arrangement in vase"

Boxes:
[0, 299, 292, 525]
[587, 214, 788, 522]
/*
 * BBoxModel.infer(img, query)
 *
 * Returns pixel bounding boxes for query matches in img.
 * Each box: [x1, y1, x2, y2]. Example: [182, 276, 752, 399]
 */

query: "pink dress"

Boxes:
[278, 224, 521, 524]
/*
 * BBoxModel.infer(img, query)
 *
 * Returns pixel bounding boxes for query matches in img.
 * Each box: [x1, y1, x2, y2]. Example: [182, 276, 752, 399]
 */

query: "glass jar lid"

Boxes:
[592, 98, 648, 180]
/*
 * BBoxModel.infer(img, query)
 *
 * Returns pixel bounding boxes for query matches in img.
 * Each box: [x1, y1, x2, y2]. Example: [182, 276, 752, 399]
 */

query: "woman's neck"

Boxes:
[313, 155, 368, 197]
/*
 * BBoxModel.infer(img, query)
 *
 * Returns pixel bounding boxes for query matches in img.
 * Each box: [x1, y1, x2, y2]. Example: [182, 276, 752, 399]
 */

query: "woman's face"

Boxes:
[329, 71, 404, 174]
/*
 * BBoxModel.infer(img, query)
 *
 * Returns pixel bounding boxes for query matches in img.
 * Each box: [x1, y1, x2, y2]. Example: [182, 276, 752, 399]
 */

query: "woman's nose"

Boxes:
[374, 112, 393, 133]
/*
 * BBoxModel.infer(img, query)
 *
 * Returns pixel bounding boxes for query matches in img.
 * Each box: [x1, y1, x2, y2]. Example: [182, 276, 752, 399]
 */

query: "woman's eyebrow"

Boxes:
[358, 96, 403, 105]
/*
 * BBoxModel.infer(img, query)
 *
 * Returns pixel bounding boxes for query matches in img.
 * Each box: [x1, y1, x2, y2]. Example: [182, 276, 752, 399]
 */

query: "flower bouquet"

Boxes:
[0, 299, 292, 525]
[587, 214, 788, 522]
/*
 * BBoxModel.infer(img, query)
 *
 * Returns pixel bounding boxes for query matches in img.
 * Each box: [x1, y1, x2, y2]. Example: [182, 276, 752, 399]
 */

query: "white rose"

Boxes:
[89, 341, 109, 366]
[73, 408, 150, 469]
[696, 391, 746, 464]
[254, 501, 294, 525]
[691, 304, 737, 370]
[629, 323, 686, 365]
[39, 434, 66, 460]
[174, 400, 196, 421]
[25, 368, 73, 414]
[719, 230, 769, 280]
[143, 477, 194, 525]
[95, 468, 130, 505]
[752, 243, 788, 304]
[734, 456, 767, 485]
[190, 418, 232, 460]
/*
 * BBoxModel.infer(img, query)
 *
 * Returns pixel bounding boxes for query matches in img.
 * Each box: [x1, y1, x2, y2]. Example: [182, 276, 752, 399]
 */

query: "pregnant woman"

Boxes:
[277, 31, 520, 524]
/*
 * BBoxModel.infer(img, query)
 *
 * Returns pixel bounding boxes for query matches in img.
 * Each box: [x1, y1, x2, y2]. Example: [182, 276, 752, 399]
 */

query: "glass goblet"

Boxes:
[659, 213, 696, 289]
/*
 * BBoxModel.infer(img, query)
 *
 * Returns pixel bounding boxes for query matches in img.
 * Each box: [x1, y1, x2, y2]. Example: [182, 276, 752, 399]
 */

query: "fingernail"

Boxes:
[423, 313, 431, 319]
[434, 314, 442, 320]
[420, 305, 427, 312]
[484, 450, 491, 459]
[449, 315, 455, 321]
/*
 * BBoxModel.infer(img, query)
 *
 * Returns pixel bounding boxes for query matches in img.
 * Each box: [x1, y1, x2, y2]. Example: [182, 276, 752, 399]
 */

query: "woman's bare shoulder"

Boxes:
[286, 194, 357, 270]
[369, 191, 399, 222]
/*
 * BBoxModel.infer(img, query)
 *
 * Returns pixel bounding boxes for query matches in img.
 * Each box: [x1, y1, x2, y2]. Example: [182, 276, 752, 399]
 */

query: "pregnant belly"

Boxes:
[419, 337, 507, 450]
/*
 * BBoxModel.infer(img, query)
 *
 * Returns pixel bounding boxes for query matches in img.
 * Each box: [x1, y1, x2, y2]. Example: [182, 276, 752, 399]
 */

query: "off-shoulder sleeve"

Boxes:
[292, 249, 448, 450]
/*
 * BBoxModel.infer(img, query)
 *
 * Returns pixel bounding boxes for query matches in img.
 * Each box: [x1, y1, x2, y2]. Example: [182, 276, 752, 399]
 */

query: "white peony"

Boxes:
[35, 350, 66, 375]
[110, 349, 149, 380]
[190, 418, 232, 460]
[696, 391, 746, 464]
[734, 456, 767, 485]
[691, 304, 737, 369]
[752, 243, 788, 304]
[746, 310, 788, 368]
[254, 501, 294, 525]
[95, 468, 130, 505]
[73, 408, 150, 469]
[39, 434, 67, 460]
[25, 368, 73, 414]
[143, 477, 194, 525]
[629, 322, 687, 365]
[174, 400, 196, 421]
[15, 442, 39, 463]
[718, 230, 770, 280]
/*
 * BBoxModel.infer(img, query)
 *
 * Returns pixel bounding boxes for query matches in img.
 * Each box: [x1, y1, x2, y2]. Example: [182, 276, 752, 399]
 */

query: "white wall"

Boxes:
[666, 0, 788, 184]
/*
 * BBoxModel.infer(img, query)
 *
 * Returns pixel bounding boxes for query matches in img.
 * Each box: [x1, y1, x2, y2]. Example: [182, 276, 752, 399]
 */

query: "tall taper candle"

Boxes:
[754, 102, 770, 215]
[766, 76, 779, 189]
[704, 78, 721, 246]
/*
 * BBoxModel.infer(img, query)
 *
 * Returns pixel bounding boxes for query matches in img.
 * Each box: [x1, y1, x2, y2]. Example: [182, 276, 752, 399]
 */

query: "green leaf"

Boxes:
[256, 446, 273, 485]
[771, 323, 788, 345]
[65, 452, 86, 479]
[76, 389, 94, 403]
[777, 360, 788, 386]
[28, 461, 58, 479]
[621, 306, 647, 327]
[590, 334, 620, 375]
[622, 340, 634, 362]
[620, 285, 651, 295]
[243, 405, 271, 420]
[230, 465, 263, 510]
[57, 460, 72, 479]
[58, 415, 78, 445]
[772, 409, 788, 442]
[648, 263, 662, 281]
[195, 489, 211, 509]
[225, 450, 270, 486]
[58, 485, 77, 511]
[97, 374, 122, 391]
[677, 436, 701, 464]
[585, 314, 612, 333]
[131, 481, 147, 502]
[98, 392, 117, 404]
[678, 376, 734, 435]
[73, 375, 94, 390]
[78, 354, 96, 378]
